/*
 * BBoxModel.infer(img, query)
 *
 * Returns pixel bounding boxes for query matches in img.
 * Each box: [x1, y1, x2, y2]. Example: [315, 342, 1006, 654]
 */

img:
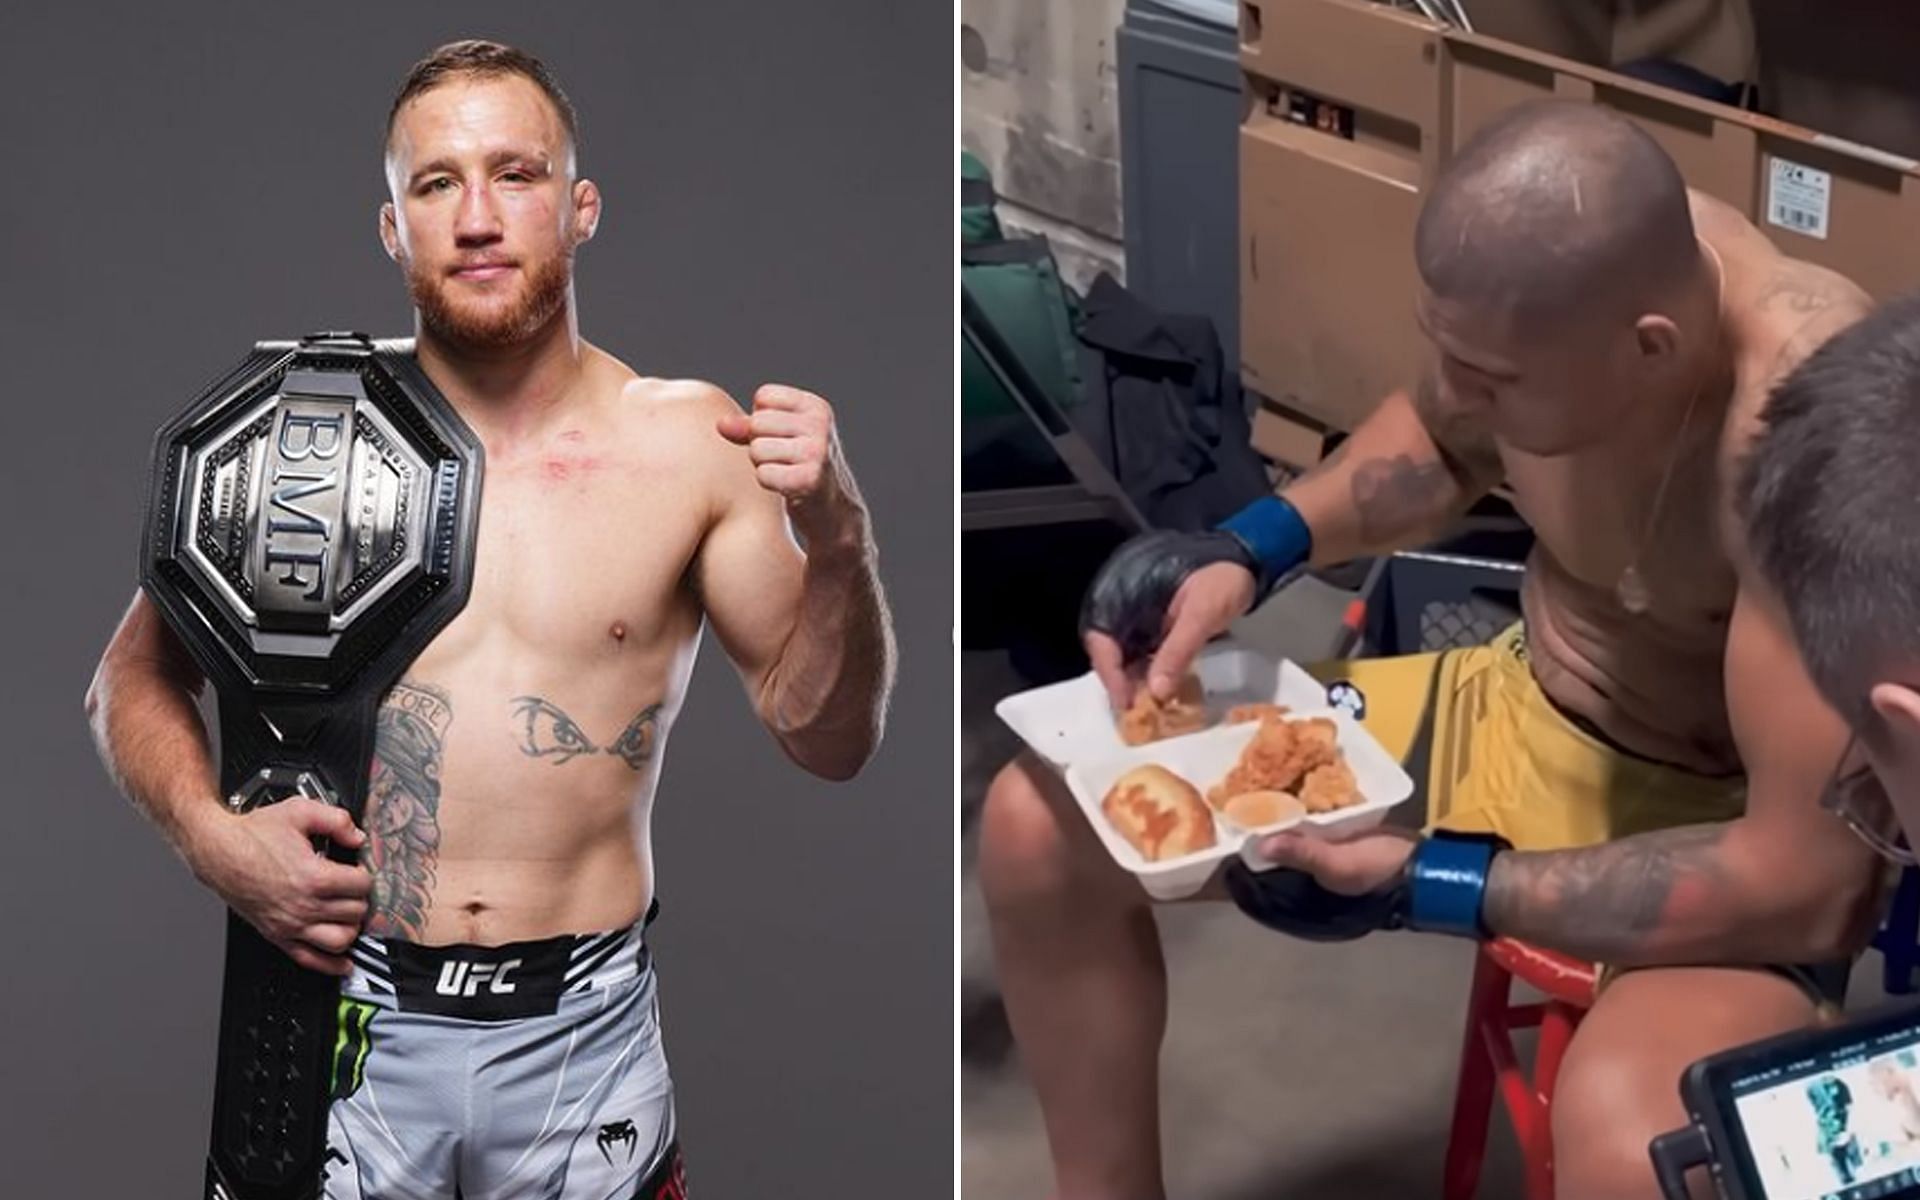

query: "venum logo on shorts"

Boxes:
[1326, 681, 1367, 720]
[597, 1118, 639, 1165]
[434, 958, 522, 997]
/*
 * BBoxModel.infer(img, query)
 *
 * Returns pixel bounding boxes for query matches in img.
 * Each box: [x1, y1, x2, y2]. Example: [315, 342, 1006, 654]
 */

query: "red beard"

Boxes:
[403, 247, 573, 350]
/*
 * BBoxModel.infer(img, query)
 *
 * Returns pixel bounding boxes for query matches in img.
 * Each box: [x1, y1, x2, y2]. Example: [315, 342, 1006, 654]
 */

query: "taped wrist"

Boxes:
[1221, 829, 1511, 944]
[1404, 830, 1510, 939]
[1216, 495, 1313, 601]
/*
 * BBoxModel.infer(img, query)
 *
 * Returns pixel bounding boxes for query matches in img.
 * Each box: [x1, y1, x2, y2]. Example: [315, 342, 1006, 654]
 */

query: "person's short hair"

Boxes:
[1740, 292, 1920, 712]
[386, 39, 579, 161]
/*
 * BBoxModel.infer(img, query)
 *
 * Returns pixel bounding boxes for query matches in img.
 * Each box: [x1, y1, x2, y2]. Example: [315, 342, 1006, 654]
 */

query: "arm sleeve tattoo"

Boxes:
[1481, 824, 1734, 964]
[364, 681, 453, 940]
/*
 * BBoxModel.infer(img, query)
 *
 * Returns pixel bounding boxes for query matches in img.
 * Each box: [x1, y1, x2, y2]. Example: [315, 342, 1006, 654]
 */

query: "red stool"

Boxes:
[1443, 937, 1599, 1200]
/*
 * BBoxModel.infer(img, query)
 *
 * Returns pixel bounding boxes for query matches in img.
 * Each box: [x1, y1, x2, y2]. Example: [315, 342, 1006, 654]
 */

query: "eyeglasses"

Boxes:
[1822, 732, 1915, 866]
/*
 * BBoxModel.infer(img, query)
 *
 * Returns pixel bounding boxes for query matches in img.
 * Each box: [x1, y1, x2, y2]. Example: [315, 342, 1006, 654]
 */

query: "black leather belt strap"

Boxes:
[140, 332, 484, 1200]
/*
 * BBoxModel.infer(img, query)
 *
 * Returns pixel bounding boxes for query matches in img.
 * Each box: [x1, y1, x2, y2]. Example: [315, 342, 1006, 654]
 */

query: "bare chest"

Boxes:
[1502, 442, 1736, 627]
[415, 440, 708, 668]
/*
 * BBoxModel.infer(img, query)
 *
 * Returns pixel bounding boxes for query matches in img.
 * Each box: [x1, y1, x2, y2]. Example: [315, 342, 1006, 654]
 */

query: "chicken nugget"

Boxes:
[1118, 674, 1208, 746]
[1299, 759, 1362, 813]
[1207, 716, 1341, 807]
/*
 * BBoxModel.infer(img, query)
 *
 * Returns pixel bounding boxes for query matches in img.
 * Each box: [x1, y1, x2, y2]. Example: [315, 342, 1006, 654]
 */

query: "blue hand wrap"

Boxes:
[1216, 495, 1312, 599]
[1406, 832, 1504, 939]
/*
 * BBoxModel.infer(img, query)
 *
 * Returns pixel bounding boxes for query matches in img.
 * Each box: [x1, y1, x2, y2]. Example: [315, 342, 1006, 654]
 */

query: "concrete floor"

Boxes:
[959, 575, 1898, 1200]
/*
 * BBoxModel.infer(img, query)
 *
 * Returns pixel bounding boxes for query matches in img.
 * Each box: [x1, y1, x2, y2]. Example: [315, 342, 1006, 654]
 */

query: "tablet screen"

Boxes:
[1726, 1022, 1920, 1199]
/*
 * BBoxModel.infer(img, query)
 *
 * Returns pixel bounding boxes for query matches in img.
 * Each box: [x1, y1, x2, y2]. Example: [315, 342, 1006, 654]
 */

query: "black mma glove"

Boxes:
[1079, 496, 1314, 662]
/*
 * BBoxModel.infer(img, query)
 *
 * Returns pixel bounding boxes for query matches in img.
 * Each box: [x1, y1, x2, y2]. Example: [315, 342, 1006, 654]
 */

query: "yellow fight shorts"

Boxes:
[1309, 622, 1744, 849]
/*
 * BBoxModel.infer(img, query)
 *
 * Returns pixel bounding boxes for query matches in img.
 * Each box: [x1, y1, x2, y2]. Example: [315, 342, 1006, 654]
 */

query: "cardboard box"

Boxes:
[1248, 392, 1330, 470]
[1240, 108, 1427, 432]
[1240, 0, 1920, 433]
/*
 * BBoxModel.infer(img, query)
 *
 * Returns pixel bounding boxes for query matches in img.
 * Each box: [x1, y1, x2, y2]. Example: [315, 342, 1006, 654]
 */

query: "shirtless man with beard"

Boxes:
[85, 40, 894, 1199]
[982, 101, 1885, 1200]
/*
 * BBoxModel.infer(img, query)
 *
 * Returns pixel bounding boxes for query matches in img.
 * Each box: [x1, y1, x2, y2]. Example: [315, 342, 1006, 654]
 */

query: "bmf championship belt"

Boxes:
[139, 332, 483, 1200]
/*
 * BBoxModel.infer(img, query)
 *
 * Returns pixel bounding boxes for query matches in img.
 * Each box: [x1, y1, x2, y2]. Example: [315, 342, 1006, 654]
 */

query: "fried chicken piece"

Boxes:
[1224, 702, 1291, 726]
[1299, 759, 1362, 813]
[1293, 717, 1338, 760]
[1101, 765, 1217, 861]
[1117, 674, 1208, 746]
[1207, 716, 1340, 808]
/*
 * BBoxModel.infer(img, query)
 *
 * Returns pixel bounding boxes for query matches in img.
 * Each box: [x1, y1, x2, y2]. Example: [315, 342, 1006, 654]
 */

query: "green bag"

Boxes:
[958, 153, 1081, 424]
[961, 151, 1002, 246]
[961, 239, 1082, 422]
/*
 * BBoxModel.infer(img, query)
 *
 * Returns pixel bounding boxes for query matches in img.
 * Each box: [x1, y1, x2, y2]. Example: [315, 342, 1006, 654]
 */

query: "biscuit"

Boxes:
[1100, 764, 1217, 861]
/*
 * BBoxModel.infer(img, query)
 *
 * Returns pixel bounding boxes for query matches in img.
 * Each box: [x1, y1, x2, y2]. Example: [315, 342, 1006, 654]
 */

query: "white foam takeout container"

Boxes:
[995, 643, 1415, 900]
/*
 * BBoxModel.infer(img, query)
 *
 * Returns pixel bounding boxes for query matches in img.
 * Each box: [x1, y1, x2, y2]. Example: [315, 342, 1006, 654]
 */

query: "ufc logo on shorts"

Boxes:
[435, 958, 521, 997]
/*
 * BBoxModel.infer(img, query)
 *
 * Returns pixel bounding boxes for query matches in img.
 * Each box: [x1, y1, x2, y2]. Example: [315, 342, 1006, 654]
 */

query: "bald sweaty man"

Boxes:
[983, 100, 1886, 1199]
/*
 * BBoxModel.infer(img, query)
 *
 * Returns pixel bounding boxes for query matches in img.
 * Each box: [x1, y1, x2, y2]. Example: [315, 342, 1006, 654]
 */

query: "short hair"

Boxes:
[1415, 101, 1699, 329]
[386, 39, 579, 161]
[1740, 291, 1920, 711]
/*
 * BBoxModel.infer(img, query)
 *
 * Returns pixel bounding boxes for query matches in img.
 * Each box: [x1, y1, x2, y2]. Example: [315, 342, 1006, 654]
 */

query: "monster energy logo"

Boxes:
[330, 998, 377, 1100]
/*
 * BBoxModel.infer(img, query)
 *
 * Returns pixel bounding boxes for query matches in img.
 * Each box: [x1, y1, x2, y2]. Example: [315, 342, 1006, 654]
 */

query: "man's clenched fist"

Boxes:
[716, 384, 865, 541]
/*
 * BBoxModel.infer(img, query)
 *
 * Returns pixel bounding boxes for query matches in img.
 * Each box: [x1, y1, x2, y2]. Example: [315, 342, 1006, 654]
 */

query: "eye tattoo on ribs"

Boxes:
[509, 695, 663, 771]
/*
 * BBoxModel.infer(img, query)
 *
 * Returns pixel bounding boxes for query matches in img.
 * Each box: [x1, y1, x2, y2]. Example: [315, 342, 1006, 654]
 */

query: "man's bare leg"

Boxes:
[1551, 965, 1822, 1200]
[981, 752, 1211, 1200]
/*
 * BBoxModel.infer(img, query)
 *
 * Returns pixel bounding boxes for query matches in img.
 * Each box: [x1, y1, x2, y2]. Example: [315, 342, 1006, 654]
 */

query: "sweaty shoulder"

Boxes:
[1704, 203, 1871, 559]
[1704, 198, 1871, 432]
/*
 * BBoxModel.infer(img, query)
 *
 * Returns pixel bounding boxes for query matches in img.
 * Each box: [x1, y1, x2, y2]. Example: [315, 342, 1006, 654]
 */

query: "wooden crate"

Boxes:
[1238, 0, 1920, 436]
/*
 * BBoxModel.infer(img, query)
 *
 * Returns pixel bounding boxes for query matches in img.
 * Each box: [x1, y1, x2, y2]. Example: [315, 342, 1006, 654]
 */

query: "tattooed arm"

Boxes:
[1281, 375, 1505, 566]
[1483, 586, 1882, 966]
[363, 682, 453, 940]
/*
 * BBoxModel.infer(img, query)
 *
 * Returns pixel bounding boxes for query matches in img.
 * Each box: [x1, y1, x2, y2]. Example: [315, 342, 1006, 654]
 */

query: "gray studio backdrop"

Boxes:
[0, 3, 950, 1194]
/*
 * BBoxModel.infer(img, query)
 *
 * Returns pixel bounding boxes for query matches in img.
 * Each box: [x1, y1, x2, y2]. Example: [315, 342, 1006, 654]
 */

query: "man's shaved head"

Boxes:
[1416, 101, 1699, 330]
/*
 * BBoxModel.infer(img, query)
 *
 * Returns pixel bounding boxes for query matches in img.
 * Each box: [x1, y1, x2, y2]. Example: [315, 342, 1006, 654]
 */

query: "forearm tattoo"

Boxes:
[509, 695, 663, 771]
[1482, 823, 1732, 963]
[364, 681, 452, 940]
[1351, 454, 1456, 546]
[1341, 377, 1498, 547]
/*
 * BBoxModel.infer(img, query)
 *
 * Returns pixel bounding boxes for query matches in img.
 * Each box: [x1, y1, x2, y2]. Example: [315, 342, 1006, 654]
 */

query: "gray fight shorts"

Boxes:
[321, 901, 686, 1199]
